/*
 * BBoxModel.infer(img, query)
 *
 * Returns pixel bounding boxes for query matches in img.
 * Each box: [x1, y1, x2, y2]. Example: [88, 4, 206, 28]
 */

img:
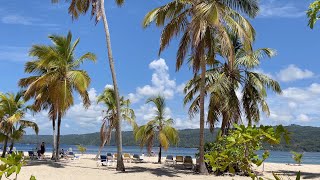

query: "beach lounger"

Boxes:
[183, 156, 193, 169]
[28, 151, 36, 160]
[165, 155, 174, 165]
[67, 152, 79, 160]
[123, 153, 132, 163]
[97, 155, 107, 166]
[175, 156, 184, 164]
[132, 154, 143, 163]
[106, 153, 113, 161]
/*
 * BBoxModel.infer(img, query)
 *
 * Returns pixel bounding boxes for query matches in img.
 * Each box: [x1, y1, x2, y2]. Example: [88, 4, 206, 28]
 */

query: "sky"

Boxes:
[0, 0, 320, 135]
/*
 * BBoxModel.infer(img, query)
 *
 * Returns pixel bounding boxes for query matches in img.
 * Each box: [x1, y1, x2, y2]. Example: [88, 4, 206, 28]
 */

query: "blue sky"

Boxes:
[0, 0, 320, 135]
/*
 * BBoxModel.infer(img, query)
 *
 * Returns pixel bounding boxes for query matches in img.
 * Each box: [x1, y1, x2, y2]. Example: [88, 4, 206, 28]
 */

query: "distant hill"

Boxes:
[18, 125, 320, 152]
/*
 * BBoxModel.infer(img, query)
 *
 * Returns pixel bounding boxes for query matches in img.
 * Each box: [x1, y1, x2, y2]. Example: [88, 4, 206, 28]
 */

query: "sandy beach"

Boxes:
[16, 153, 320, 180]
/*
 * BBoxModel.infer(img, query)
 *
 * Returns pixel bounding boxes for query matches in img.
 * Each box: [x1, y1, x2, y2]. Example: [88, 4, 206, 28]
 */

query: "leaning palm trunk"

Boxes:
[55, 113, 62, 160]
[1, 136, 9, 157]
[100, 0, 125, 171]
[199, 57, 208, 174]
[95, 139, 107, 160]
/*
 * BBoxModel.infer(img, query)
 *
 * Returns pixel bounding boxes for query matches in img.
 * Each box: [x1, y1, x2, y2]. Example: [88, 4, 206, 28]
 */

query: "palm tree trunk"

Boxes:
[199, 57, 208, 174]
[1, 136, 8, 158]
[100, 0, 125, 172]
[55, 112, 62, 160]
[95, 139, 107, 160]
[52, 119, 56, 160]
[158, 144, 162, 164]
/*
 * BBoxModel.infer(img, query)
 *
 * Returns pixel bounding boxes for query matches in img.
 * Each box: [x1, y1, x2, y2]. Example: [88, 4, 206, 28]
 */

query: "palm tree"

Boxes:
[0, 92, 39, 157]
[51, 0, 126, 171]
[135, 96, 179, 164]
[143, 0, 259, 173]
[95, 87, 136, 159]
[184, 39, 281, 134]
[19, 32, 96, 160]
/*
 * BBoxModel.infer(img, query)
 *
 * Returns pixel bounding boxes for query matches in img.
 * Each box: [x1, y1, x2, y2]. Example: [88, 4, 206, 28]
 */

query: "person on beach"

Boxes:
[40, 142, 45, 159]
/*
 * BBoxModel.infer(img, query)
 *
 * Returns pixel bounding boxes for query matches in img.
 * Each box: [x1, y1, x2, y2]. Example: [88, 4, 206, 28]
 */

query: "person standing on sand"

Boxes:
[40, 142, 45, 159]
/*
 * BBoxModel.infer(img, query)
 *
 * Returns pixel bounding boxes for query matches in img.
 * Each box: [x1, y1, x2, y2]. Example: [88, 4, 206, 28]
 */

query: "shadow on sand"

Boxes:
[121, 164, 194, 177]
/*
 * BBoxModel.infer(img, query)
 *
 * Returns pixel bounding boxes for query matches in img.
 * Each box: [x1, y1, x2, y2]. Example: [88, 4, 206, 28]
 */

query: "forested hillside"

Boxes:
[19, 125, 320, 152]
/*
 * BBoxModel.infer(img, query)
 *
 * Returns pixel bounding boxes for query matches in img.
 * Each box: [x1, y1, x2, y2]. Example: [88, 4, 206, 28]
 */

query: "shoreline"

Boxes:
[16, 153, 320, 180]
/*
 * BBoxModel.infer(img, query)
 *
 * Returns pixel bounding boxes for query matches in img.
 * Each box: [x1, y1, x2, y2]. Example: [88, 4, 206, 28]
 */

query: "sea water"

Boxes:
[5, 143, 320, 165]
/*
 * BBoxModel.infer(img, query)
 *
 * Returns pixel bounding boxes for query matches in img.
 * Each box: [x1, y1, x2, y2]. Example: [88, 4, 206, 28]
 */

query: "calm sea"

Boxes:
[6, 143, 320, 165]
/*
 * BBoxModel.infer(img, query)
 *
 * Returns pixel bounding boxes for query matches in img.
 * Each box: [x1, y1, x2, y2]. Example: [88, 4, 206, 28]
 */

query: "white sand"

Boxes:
[17, 153, 320, 180]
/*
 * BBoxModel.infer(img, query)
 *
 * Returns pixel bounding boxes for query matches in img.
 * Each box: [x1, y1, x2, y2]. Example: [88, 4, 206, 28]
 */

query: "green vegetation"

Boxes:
[19, 32, 96, 160]
[0, 92, 39, 158]
[184, 40, 281, 134]
[76, 145, 87, 155]
[144, 0, 259, 174]
[0, 152, 36, 180]
[291, 151, 303, 165]
[135, 96, 179, 163]
[307, 0, 320, 29]
[273, 171, 301, 180]
[204, 125, 289, 178]
[52, 0, 127, 171]
[96, 87, 136, 159]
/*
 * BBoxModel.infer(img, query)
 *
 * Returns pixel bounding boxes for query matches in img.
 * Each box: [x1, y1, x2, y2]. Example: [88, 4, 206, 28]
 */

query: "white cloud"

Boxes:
[277, 65, 314, 82]
[105, 84, 113, 89]
[263, 83, 320, 125]
[259, 1, 305, 18]
[1, 15, 35, 25]
[128, 58, 179, 103]
[0, 46, 28, 62]
[297, 114, 310, 122]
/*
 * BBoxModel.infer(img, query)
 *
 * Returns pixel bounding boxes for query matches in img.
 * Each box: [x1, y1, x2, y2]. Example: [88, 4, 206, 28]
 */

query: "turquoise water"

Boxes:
[7, 144, 320, 165]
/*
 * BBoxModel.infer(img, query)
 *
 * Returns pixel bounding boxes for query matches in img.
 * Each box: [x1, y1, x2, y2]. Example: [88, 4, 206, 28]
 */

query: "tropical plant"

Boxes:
[95, 87, 136, 159]
[77, 145, 87, 155]
[0, 152, 37, 180]
[143, 0, 259, 173]
[307, 0, 320, 29]
[204, 124, 290, 179]
[291, 151, 303, 166]
[184, 39, 281, 134]
[0, 92, 39, 158]
[19, 31, 96, 160]
[273, 171, 301, 180]
[51, 0, 127, 171]
[135, 96, 179, 163]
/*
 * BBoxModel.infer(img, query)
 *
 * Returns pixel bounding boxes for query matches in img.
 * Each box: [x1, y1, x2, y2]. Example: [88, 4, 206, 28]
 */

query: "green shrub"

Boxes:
[76, 144, 87, 155]
[291, 151, 303, 165]
[0, 152, 36, 180]
[204, 124, 290, 179]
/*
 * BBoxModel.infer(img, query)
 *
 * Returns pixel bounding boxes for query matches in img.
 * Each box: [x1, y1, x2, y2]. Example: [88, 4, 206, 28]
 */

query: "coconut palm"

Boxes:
[184, 39, 281, 135]
[19, 32, 96, 160]
[135, 96, 179, 164]
[143, 0, 259, 173]
[95, 87, 136, 159]
[307, 0, 320, 29]
[51, 0, 126, 170]
[0, 92, 39, 157]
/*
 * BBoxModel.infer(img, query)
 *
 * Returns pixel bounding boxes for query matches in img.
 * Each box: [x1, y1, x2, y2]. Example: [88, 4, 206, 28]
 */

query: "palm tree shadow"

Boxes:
[268, 170, 320, 179]
[25, 160, 66, 168]
[122, 166, 194, 177]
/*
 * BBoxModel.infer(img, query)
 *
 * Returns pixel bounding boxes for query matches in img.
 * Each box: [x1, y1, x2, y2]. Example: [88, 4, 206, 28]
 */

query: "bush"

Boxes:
[204, 124, 290, 179]
[291, 151, 303, 165]
[76, 144, 87, 155]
